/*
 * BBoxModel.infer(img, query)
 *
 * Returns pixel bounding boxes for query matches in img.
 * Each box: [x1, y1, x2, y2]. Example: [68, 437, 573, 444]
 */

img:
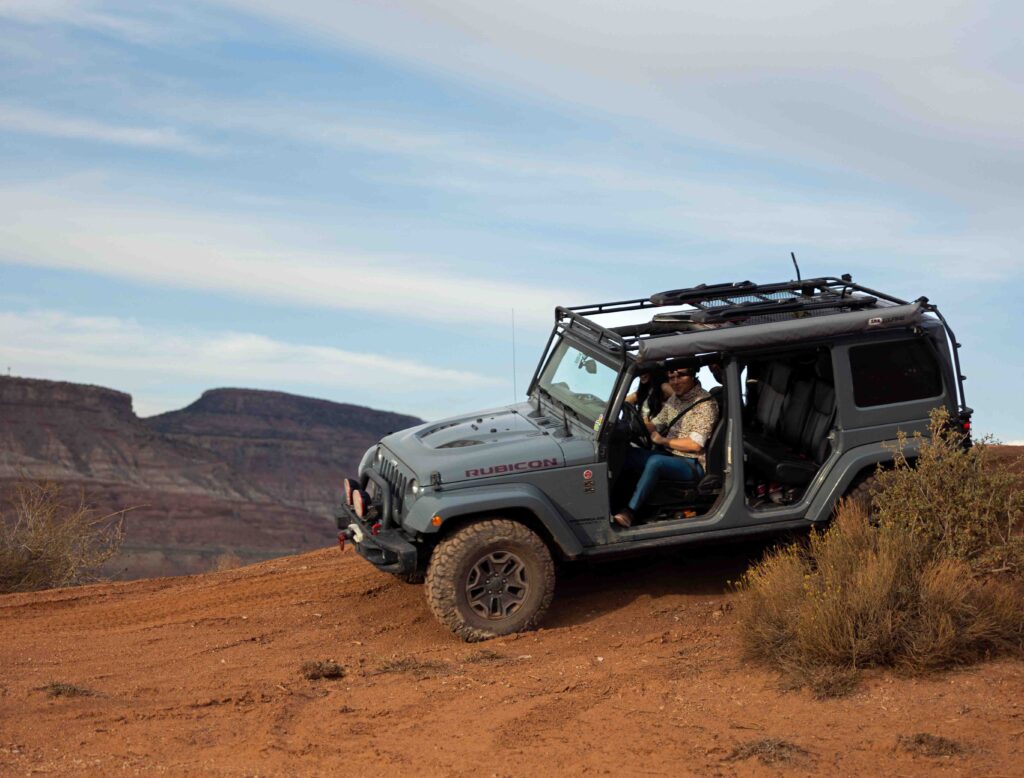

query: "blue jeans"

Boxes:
[624, 448, 704, 512]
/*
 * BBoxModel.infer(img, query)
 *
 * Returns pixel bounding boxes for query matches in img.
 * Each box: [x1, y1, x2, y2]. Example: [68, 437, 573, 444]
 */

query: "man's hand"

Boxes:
[651, 431, 702, 453]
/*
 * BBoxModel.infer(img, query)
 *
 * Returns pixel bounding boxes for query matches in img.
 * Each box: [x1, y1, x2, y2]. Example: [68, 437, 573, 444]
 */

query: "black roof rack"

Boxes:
[568, 276, 909, 340]
[532, 273, 967, 417]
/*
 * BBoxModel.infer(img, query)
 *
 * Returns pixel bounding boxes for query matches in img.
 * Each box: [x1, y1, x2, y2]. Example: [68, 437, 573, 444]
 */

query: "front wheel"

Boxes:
[425, 519, 555, 642]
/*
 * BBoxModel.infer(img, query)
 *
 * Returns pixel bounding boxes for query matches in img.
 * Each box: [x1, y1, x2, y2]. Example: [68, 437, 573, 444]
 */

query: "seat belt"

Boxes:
[656, 395, 715, 437]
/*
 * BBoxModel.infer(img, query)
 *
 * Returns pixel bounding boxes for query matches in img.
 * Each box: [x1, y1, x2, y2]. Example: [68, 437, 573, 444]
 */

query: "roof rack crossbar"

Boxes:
[692, 294, 879, 322]
[651, 277, 845, 307]
[554, 306, 628, 351]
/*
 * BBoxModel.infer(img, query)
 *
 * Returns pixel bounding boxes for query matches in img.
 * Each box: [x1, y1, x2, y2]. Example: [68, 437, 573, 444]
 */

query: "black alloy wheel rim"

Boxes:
[465, 550, 529, 620]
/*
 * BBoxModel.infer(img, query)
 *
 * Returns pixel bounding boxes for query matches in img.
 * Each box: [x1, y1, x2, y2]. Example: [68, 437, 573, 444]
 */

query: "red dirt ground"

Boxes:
[2, 540, 1023, 776]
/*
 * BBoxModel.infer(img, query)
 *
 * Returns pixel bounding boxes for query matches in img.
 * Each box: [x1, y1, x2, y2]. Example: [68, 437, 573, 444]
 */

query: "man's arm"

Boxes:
[649, 429, 702, 453]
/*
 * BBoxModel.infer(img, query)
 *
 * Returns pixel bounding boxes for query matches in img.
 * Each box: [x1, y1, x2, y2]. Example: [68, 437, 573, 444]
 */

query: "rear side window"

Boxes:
[849, 339, 943, 407]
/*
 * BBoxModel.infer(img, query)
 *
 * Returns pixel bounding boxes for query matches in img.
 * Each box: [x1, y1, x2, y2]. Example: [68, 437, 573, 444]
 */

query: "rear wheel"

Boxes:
[425, 519, 555, 642]
[843, 473, 882, 523]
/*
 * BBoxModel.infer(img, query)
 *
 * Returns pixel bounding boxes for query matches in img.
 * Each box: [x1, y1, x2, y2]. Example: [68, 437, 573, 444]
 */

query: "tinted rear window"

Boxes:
[849, 339, 943, 407]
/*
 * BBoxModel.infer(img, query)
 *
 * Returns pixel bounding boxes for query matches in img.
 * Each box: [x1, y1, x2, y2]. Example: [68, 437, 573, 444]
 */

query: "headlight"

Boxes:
[352, 488, 370, 519]
[343, 478, 359, 505]
[409, 479, 420, 496]
[375, 448, 384, 465]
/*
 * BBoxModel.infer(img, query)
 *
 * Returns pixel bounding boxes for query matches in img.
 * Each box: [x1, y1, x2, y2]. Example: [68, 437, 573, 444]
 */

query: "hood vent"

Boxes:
[436, 439, 484, 449]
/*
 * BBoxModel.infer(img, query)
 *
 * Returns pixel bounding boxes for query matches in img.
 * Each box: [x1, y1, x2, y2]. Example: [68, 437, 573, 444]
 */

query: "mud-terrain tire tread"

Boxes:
[842, 473, 884, 526]
[846, 473, 881, 509]
[425, 519, 555, 642]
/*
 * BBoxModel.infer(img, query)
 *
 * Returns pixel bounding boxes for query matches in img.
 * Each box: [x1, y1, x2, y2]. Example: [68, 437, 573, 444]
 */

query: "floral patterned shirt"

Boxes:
[649, 383, 719, 468]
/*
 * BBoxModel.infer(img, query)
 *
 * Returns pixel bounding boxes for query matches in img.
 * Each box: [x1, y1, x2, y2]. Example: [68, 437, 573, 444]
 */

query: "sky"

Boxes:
[0, 1, 1021, 438]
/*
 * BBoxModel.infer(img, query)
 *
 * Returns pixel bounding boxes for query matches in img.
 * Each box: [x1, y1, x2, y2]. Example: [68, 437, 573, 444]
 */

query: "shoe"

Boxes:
[611, 509, 634, 528]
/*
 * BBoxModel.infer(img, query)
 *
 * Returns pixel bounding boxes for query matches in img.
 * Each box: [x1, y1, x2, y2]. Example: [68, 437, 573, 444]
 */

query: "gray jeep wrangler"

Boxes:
[336, 275, 971, 641]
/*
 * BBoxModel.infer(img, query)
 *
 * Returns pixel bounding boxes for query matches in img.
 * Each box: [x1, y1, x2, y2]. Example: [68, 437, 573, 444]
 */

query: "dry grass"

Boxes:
[38, 682, 94, 698]
[373, 657, 452, 679]
[725, 738, 810, 765]
[213, 552, 244, 572]
[299, 660, 345, 680]
[898, 732, 965, 758]
[462, 649, 510, 665]
[737, 410, 1024, 689]
[0, 482, 125, 593]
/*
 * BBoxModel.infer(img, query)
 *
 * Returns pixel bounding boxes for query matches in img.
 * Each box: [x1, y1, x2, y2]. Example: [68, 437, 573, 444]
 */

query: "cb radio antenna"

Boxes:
[791, 251, 802, 282]
[511, 307, 517, 403]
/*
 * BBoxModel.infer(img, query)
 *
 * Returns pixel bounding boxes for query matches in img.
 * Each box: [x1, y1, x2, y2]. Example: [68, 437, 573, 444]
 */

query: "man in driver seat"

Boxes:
[613, 364, 718, 528]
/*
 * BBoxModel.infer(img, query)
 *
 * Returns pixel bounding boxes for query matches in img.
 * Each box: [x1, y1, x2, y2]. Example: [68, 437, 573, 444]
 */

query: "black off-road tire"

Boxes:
[425, 519, 555, 642]
[843, 473, 883, 524]
[846, 473, 880, 507]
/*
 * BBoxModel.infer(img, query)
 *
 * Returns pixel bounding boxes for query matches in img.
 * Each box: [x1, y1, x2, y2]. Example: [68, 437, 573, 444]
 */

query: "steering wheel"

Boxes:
[620, 401, 653, 450]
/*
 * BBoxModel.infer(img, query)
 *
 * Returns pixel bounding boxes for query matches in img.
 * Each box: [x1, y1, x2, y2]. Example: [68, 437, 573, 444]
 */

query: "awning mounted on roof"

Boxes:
[637, 300, 926, 362]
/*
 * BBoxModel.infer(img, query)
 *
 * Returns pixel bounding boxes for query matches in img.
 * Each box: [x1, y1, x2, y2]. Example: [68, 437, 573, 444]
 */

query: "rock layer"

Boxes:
[0, 377, 422, 578]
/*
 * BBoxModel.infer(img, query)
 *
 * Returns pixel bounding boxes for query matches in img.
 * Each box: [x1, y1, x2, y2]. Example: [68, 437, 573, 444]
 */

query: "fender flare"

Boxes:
[805, 437, 922, 523]
[402, 482, 585, 559]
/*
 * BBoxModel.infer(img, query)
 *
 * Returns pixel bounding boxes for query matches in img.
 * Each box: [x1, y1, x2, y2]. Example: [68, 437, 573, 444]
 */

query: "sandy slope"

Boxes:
[2, 540, 1023, 777]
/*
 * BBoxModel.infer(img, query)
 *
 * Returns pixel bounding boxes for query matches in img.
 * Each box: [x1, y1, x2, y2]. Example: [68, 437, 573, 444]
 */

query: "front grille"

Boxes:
[377, 455, 409, 520]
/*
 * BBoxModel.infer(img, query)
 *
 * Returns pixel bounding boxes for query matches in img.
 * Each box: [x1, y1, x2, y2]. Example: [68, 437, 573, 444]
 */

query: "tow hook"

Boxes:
[337, 523, 365, 552]
[337, 528, 354, 552]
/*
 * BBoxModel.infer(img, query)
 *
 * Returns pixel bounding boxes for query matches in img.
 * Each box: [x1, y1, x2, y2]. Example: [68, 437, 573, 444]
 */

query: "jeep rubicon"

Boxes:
[336, 275, 971, 641]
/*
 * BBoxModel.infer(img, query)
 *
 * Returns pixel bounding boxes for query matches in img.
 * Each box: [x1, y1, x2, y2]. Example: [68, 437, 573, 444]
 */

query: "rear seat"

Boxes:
[744, 355, 835, 486]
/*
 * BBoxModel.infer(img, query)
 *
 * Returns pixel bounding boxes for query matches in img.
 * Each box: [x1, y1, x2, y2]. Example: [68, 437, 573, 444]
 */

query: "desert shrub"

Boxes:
[0, 482, 125, 593]
[37, 681, 94, 698]
[725, 738, 810, 766]
[898, 732, 965, 758]
[213, 551, 243, 572]
[300, 660, 345, 680]
[736, 411, 1024, 682]
[873, 409, 1024, 576]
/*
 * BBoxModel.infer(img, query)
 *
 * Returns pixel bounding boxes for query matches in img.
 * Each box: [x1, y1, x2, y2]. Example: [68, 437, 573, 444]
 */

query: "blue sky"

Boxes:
[0, 1, 1021, 438]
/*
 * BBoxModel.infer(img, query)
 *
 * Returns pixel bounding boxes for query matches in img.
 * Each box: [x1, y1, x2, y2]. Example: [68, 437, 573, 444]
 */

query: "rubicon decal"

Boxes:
[465, 458, 559, 478]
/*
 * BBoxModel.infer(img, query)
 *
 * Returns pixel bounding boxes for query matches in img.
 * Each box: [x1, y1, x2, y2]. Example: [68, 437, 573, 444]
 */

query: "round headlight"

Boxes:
[343, 478, 360, 506]
[409, 479, 420, 496]
[375, 448, 384, 465]
[352, 488, 370, 519]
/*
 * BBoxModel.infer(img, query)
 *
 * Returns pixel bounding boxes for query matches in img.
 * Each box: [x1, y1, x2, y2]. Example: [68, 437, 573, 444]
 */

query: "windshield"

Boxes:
[536, 340, 619, 423]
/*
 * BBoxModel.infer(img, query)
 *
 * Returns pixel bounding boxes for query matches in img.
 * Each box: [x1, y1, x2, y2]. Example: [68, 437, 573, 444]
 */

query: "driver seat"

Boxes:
[644, 386, 726, 511]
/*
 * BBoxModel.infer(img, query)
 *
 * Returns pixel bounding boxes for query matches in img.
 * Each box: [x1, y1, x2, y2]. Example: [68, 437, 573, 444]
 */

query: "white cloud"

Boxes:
[0, 0, 157, 40]
[0, 183, 570, 327]
[197, 0, 1024, 201]
[0, 310, 500, 415]
[145, 97, 1024, 276]
[0, 104, 212, 154]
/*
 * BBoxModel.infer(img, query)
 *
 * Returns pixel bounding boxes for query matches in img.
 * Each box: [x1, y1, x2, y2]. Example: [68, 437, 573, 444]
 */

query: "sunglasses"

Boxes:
[668, 370, 695, 379]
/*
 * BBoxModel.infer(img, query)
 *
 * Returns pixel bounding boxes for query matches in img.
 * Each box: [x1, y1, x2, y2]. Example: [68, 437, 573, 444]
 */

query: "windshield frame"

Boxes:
[533, 335, 624, 425]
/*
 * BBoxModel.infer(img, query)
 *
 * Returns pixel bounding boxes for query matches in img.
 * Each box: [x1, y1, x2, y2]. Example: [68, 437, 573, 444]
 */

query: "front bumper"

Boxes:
[336, 502, 418, 576]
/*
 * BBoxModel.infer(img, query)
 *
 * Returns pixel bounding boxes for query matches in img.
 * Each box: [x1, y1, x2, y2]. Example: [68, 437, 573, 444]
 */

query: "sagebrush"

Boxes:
[0, 482, 125, 593]
[737, 409, 1024, 687]
[873, 411, 1024, 576]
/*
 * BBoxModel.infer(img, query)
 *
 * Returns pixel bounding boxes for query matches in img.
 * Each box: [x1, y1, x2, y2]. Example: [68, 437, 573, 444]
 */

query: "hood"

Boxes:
[378, 402, 566, 486]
